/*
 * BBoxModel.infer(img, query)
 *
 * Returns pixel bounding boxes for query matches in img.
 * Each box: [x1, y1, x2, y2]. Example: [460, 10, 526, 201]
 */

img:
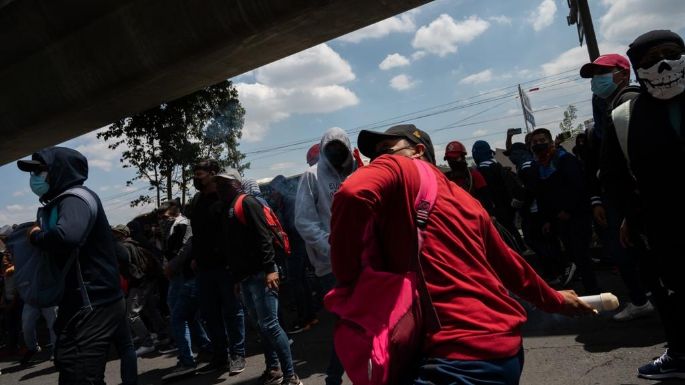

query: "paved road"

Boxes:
[1, 270, 681, 385]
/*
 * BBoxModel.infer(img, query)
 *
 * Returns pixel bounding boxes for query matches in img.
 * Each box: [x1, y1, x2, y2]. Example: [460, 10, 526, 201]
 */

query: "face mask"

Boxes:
[30, 173, 50, 197]
[636, 54, 685, 100]
[193, 177, 205, 191]
[448, 160, 468, 173]
[591, 73, 618, 99]
[532, 143, 550, 154]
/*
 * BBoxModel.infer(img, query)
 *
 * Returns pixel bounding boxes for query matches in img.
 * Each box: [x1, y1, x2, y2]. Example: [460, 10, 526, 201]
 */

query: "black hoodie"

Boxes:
[29, 147, 122, 309]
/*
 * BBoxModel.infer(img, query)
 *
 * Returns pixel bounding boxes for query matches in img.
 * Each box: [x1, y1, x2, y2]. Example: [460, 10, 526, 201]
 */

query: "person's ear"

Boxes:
[413, 144, 426, 160]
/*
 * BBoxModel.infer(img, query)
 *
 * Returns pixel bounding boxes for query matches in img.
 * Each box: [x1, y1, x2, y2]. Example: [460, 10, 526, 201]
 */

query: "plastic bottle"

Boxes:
[578, 292, 619, 312]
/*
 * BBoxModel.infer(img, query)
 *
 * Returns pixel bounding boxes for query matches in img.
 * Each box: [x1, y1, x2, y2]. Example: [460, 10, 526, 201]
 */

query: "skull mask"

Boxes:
[636, 54, 685, 100]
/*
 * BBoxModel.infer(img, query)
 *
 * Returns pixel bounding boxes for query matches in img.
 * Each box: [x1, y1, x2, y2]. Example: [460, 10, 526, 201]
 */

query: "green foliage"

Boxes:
[98, 80, 247, 207]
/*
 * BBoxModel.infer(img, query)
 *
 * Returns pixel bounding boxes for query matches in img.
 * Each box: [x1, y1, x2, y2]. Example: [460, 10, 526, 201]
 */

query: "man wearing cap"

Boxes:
[17, 147, 127, 384]
[580, 53, 653, 322]
[443, 140, 494, 214]
[187, 160, 246, 375]
[214, 171, 303, 385]
[600, 30, 685, 380]
[331, 124, 593, 384]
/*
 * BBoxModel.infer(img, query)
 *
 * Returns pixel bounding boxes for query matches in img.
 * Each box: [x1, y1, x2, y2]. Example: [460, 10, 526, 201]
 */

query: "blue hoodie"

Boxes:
[29, 147, 122, 309]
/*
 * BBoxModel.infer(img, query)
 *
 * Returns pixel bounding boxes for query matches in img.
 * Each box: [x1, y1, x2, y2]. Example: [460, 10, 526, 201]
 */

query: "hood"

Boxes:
[319, 127, 353, 174]
[34, 147, 89, 201]
[472, 140, 494, 164]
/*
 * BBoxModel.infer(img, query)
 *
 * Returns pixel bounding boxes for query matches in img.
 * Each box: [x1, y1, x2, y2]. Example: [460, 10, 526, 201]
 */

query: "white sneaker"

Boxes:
[135, 345, 156, 357]
[613, 301, 655, 322]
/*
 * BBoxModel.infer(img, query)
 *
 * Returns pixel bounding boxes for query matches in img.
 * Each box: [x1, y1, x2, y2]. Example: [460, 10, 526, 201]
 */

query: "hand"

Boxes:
[619, 218, 634, 248]
[557, 211, 571, 221]
[5, 266, 14, 276]
[542, 222, 552, 235]
[265, 272, 280, 291]
[592, 205, 608, 228]
[557, 290, 596, 317]
[28, 225, 41, 240]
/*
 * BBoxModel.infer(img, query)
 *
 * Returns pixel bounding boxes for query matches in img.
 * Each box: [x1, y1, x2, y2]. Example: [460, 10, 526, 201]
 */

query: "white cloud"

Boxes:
[379, 53, 411, 70]
[529, 0, 557, 32]
[599, 0, 685, 43]
[70, 126, 121, 172]
[269, 162, 296, 171]
[12, 189, 28, 197]
[541, 42, 626, 76]
[489, 15, 512, 25]
[460, 69, 494, 85]
[338, 12, 416, 43]
[390, 74, 418, 91]
[473, 129, 488, 137]
[412, 15, 490, 57]
[411, 51, 427, 61]
[6, 204, 24, 212]
[237, 44, 359, 142]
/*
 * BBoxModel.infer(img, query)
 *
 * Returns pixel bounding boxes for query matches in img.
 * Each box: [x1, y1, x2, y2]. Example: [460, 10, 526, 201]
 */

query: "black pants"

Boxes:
[54, 297, 127, 385]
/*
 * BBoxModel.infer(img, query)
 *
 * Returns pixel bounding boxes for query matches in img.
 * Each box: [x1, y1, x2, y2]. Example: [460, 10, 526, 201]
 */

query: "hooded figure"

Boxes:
[472, 140, 495, 165]
[17, 147, 127, 384]
[295, 127, 355, 277]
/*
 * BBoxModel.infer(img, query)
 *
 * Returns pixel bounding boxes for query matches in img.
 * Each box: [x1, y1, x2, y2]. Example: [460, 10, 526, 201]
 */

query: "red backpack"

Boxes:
[233, 194, 291, 256]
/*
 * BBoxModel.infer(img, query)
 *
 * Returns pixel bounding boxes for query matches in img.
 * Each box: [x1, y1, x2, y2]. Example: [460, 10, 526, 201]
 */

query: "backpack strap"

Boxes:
[412, 159, 441, 331]
[55, 186, 98, 310]
[233, 194, 247, 225]
[611, 99, 634, 169]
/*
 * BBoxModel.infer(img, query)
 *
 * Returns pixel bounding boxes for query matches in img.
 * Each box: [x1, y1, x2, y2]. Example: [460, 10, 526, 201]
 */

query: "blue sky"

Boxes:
[2, 0, 685, 225]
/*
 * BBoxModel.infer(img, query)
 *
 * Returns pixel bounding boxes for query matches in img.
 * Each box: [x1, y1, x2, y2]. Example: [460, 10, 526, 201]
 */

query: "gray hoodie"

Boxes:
[294, 127, 354, 277]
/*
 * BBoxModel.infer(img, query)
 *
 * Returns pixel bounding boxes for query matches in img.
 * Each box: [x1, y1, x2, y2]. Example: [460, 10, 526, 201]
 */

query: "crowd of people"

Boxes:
[0, 29, 684, 385]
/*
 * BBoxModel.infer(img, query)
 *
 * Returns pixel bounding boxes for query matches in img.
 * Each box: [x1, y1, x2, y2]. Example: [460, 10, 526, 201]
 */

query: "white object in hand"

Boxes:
[578, 292, 619, 312]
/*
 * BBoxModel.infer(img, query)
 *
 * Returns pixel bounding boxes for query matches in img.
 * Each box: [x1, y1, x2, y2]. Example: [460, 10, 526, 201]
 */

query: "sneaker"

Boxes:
[196, 359, 228, 374]
[135, 345, 155, 357]
[282, 374, 303, 385]
[613, 301, 655, 322]
[638, 350, 685, 380]
[20, 346, 41, 365]
[559, 263, 577, 287]
[169, 362, 196, 376]
[229, 355, 246, 375]
[288, 318, 319, 334]
[258, 367, 284, 385]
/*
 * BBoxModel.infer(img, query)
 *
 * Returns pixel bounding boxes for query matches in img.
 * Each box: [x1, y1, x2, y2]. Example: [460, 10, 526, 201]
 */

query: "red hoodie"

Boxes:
[330, 155, 564, 361]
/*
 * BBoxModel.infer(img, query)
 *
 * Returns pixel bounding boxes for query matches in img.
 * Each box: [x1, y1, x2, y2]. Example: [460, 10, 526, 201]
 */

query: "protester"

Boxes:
[215, 170, 303, 385]
[295, 127, 357, 385]
[333, 124, 594, 384]
[17, 147, 129, 384]
[20, 303, 57, 364]
[600, 30, 685, 380]
[579, 53, 653, 321]
[443, 140, 495, 213]
[187, 159, 246, 375]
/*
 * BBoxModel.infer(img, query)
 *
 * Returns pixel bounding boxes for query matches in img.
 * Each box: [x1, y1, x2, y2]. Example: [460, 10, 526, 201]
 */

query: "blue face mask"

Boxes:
[30, 173, 50, 197]
[591, 73, 618, 99]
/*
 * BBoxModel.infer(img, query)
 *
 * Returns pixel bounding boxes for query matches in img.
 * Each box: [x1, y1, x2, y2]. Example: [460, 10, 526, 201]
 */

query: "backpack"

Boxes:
[324, 159, 441, 385]
[121, 240, 160, 280]
[6, 187, 97, 308]
[611, 98, 635, 169]
[233, 194, 291, 256]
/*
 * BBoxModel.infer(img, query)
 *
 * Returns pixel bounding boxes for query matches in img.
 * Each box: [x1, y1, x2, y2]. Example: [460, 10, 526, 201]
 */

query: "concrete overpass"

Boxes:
[0, 0, 431, 164]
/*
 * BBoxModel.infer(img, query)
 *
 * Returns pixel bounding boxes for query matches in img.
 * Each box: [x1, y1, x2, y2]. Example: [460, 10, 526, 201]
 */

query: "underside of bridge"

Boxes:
[0, 0, 431, 164]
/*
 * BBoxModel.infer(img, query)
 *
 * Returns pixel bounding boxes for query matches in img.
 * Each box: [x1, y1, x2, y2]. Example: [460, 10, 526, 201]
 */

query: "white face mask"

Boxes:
[636, 54, 685, 100]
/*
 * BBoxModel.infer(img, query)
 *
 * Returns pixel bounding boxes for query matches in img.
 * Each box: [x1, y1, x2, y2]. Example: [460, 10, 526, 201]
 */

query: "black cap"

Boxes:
[627, 30, 685, 66]
[358, 124, 436, 164]
[17, 159, 47, 173]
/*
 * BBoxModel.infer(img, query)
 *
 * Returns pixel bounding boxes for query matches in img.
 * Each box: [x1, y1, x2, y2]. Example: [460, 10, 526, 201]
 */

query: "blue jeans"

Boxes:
[197, 269, 245, 361]
[319, 273, 345, 385]
[241, 272, 295, 378]
[413, 349, 525, 385]
[22, 304, 57, 351]
[169, 276, 211, 366]
[286, 239, 315, 323]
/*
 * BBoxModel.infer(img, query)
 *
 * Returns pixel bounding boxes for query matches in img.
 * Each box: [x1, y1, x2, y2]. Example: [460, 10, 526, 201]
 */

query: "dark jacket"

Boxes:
[29, 147, 122, 309]
[217, 194, 277, 282]
[187, 192, 224, 269]
[600, 90, 685, 237]
[536, 148, 591, 223]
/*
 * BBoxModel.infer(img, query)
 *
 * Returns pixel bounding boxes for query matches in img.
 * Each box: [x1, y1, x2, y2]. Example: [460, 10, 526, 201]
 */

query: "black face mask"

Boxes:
[532, 143, 550, 154]
[448, 160, 468, 173]
[193, 177, 205, 191]
[325, 148, 348, 167]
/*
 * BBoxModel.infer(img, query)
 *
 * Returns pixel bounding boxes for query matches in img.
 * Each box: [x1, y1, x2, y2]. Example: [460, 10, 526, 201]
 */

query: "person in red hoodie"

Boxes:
[330, 124, 594, 384]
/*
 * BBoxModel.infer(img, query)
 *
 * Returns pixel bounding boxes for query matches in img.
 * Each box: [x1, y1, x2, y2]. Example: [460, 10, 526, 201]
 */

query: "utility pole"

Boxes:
[567, 0, 599, 61]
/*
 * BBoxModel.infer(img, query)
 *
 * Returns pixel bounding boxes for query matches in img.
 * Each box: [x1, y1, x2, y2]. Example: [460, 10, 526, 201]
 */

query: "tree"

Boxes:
[98, 80, 247, 208]
[559, 104, 584, 135]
